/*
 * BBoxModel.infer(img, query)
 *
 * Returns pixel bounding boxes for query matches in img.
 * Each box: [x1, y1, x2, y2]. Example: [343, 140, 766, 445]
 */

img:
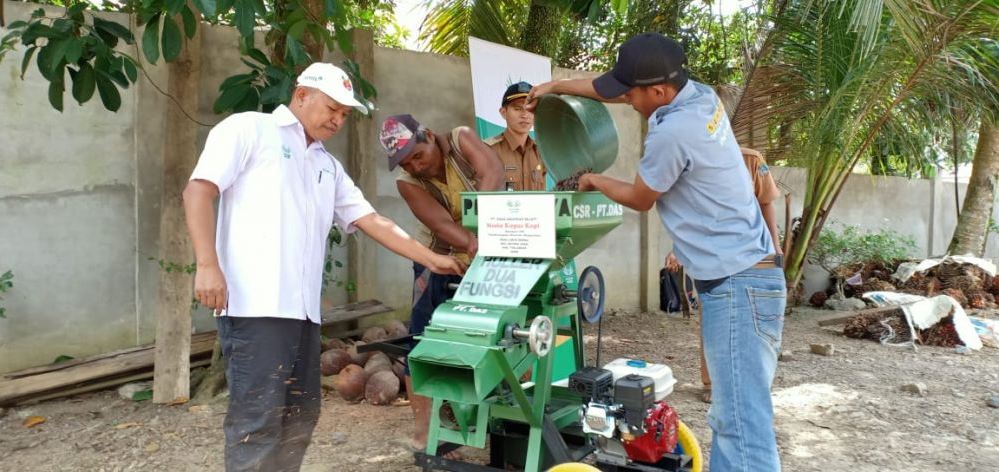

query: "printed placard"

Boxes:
[477, 194, 556, 259]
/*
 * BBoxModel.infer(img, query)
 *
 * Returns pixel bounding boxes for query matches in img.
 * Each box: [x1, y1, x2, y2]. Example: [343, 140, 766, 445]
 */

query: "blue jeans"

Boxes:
[699, 267, 785, 472]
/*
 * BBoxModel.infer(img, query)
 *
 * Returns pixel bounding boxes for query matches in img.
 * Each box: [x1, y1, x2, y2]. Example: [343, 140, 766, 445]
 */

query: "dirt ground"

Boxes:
[2, 306, 998, 472]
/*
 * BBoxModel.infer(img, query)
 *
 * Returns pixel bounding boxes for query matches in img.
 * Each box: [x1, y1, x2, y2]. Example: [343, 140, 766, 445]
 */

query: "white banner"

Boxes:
[468, 37, 552, 141]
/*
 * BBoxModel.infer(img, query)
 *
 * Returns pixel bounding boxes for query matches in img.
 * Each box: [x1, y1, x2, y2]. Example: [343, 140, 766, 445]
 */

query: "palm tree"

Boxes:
[417, 0, 631, 60]
[734, 0, 998, 292]
[949, 119, 999, 256]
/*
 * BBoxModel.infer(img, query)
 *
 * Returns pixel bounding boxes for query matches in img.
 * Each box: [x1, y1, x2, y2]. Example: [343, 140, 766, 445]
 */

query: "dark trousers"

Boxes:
[216, 316, 322, 472]
[405, 262, 461, 374]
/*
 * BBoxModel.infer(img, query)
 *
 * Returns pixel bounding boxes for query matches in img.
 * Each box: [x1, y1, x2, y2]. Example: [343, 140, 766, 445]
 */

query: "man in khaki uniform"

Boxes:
[666, 146, 783, 402]
[484, 81, 546, 191]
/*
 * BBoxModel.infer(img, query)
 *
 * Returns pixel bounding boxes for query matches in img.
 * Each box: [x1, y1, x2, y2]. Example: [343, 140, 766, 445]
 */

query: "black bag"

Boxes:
[659, 268, 683, 313]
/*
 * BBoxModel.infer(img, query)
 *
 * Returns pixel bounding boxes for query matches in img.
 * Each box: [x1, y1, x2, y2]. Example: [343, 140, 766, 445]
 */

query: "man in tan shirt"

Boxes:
[666, 146, 783, 402]
[484, 81, 546, 191]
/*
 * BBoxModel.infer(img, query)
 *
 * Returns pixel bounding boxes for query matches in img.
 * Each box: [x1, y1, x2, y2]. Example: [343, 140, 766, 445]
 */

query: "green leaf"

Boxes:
[36, 44, 66, 81]
[258, 78, 286, 104]
[193, 0, 217, 17]
[108, 69, 130, 88]
[166, 0, 186, 16]
[53, 355, 75, 364]
[48, 79, 64, 112]
[123, 57, 138, 82]
[64, 38, 83, 64]
[247, 48, 269, 65]
[53, 19, 74, 34]
[20, 47, 38, 79]
[31, 8, 46, 19]
[323, 0, 338, 18]
[21, 23, 57, 45]
[232, 87, 259, 112]
[213, 83, 253, 113]
[68, 2, 88, 22]
[142, 14, 161, 64]
[181, 6, 198, 39]
[7, 21, 28, 30]
[334, 29, 352, 55]
[161, 17, 182, 62]
[216, 0, 233, 15]
[46, 38, 73, 73]
[284, 36, 309, 66]
[96, 73, 122, 111]
[234, 0, 255, 38]
[131, 389, 153, 401]
[217, 72, 255, 91]
[93, 17, 136, 45]
[287, 20, 307, 41]
[71, 62, 97, 104]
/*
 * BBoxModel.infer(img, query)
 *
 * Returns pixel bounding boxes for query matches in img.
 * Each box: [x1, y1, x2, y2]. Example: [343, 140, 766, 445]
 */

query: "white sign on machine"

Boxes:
[477, 194, 556, 259]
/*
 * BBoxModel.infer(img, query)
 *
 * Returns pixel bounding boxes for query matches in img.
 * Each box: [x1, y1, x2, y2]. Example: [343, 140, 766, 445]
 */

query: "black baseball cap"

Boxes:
[501, 81, 533, 106]
[593, 33, 688, 99]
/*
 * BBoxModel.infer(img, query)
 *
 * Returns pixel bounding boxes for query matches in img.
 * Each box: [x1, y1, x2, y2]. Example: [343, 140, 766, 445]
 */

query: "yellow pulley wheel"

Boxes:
[547, 463, 600, 472]
[677, 419, 703, 472]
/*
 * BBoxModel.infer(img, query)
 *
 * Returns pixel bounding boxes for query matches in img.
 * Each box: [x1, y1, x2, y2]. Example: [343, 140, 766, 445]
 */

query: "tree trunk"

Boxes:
[519, 2, 562, 58]
[152, 9, 202, 403]
[948, 119, 999, 257]
[192, 338, 226, 402]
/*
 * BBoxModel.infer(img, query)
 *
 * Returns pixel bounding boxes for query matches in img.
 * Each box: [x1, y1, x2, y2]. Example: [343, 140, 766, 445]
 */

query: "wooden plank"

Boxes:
[816, 306, 903, 326]
[0, 334, 215, 405]
[24, 359, 212, 406]
[321, 299, 392, 324]
[4, 332, 216, 380]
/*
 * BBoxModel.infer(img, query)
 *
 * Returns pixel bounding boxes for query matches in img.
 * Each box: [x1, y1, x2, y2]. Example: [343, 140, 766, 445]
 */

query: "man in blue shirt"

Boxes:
[529, 33, 786, 471]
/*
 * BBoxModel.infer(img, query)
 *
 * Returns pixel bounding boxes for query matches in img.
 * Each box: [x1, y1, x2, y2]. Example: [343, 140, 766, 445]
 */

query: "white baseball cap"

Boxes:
[296, 63, 368, 115]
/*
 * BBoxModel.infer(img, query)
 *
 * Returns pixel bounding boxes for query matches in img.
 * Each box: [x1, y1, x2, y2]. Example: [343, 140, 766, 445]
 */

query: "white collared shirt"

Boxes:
[190, 105, 374, 323]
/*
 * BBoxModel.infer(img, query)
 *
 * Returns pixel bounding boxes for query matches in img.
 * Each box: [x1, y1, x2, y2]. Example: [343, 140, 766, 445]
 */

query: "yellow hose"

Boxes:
[547, 463, 600, 472]
[677, 419, 703, 472]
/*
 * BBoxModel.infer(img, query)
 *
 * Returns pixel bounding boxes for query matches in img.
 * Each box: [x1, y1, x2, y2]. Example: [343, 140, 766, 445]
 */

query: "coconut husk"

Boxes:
[809, 291, 828, 308]
[382, 320, 408, 339]
[860, 279, 896, 294]
[362, 326, 389, 343]
[364, 353, 392, 378]
[348, 341, 372, 365]
[365, 371, 400, 405]
[988, 276, 999, 297]
[919, 315, 961, 347]
[320, 349, 353, 376]
[941, 288, 967, 307]
[843, 308, 910, 343]
[944, 274, 983, 292]
[966, 290, 992, 309]
[334, 364, 367, 402]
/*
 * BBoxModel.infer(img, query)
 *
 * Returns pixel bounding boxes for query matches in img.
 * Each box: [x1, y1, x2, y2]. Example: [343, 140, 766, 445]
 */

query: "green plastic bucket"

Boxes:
[534, 94, 619, 182]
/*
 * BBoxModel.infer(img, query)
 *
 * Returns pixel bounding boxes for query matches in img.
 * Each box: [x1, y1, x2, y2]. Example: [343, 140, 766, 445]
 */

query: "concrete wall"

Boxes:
[770, 167, 988, 295]
[0, 1, 990, 371]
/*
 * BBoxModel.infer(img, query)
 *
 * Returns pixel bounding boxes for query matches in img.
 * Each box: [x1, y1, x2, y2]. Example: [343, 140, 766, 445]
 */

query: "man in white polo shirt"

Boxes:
[183, 62, 465, 472]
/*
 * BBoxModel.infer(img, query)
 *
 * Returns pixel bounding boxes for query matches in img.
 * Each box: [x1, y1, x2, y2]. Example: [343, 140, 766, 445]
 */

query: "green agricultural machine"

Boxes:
[406, 96, 701, 472]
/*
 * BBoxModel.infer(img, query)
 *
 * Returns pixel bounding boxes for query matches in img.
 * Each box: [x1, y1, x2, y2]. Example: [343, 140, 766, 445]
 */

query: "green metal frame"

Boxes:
[408, 191, 623, 472]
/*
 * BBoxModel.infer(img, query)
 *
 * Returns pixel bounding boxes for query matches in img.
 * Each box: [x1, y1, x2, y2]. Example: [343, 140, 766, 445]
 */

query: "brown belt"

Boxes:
[752, 254, 783, 269]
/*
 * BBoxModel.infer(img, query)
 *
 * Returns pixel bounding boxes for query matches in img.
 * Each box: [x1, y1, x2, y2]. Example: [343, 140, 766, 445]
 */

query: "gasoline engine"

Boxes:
[569, 359, 689, 469]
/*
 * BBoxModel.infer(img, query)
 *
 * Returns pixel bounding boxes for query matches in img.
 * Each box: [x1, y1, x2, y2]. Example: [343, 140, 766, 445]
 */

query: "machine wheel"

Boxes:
[577, 266, 606, 324]
[528, 315, 554, 357]
[675, 420, 703, 472]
